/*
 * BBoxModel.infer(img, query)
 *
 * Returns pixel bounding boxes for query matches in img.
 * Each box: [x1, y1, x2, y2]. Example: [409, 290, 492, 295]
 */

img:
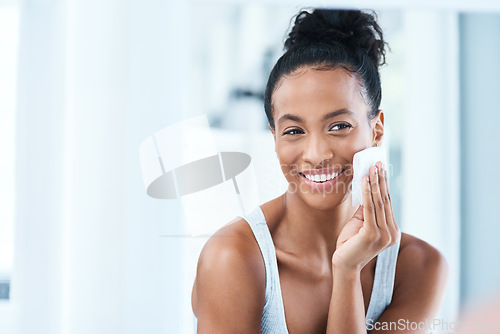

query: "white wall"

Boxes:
[401, 10, 461, 322]
[9, 0, 190, 333]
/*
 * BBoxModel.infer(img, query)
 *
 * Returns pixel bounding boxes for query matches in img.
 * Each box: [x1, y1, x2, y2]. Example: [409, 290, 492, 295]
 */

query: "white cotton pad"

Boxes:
[352, 146, 387, 207]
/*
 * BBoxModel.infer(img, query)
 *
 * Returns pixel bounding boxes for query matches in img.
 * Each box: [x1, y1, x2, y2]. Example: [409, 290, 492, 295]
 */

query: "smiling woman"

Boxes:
[191, 8, 448, 334]
[270, 69, 375, 209]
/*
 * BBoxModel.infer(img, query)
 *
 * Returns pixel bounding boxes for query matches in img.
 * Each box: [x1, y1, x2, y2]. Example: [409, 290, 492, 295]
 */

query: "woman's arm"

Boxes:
[326, 163, 400, 333]
[326, 162, 448, 333]
[326, 265, 367, 333]
[326, 236, 448, 334]
[192, 222, 265, 334]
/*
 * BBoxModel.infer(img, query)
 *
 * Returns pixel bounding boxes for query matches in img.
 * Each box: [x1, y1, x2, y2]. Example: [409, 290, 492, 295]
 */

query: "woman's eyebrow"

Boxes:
[321, 109, 354, 121]
[277, 109, 354, 125]
[277, 114, 304, 125]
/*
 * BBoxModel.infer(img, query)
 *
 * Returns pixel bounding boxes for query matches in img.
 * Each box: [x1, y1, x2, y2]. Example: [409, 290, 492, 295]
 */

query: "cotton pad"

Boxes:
[352, 146, 387, 207]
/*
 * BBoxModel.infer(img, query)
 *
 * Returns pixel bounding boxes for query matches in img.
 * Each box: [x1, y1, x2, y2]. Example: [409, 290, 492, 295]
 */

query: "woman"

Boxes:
[191, 9, 448, 333]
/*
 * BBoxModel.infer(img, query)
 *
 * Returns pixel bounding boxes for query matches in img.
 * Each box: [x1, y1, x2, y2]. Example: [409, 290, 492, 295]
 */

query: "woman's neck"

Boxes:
[268, 191, 359, 263]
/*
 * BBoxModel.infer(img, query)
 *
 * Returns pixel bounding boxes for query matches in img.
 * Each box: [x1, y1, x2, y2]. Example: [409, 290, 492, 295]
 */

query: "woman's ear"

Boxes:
[372, 110, 384, 146]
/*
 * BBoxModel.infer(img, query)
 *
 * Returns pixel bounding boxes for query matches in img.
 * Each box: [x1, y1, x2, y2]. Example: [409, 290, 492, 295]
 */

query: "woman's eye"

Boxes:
[330, 123, 352, 131]
[283, 128, 304, 135]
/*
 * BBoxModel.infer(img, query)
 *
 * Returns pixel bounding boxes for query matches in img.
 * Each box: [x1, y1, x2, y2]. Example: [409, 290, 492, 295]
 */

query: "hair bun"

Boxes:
[284, 9, 387, 68]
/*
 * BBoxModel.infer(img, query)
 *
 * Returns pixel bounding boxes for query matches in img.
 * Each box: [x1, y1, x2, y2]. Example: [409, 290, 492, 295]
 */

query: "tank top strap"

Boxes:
[365, 230, 402, 324]
[243, 206, 289, 333]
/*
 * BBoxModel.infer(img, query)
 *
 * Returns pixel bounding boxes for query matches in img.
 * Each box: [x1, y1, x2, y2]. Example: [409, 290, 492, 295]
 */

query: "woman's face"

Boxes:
[271, 67, 384, 210]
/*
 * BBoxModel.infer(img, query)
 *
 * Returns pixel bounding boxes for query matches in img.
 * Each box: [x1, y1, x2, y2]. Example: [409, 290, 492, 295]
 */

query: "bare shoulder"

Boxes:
[195, 216, 264, 280]
[397, 232, 449, 280]
[191, 216, 265, 333]
[390, 232, 449, 315]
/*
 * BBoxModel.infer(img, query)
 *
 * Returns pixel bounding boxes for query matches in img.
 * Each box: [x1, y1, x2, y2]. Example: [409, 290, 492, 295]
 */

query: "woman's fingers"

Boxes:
[362, 171, 377, 233]
[369, 164, 388, 231]
[376, 162, 397, 240]
[378, 162, 400, 242]
[362, 162, 399, 248]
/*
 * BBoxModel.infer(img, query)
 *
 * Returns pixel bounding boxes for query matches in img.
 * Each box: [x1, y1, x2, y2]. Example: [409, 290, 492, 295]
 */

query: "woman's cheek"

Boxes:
[276, 142, 300, 180]
[340, 131, 372, 160]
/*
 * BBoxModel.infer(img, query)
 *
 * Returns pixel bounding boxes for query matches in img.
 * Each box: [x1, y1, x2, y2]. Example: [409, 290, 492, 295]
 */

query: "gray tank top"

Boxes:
[243, 205, 401, 333]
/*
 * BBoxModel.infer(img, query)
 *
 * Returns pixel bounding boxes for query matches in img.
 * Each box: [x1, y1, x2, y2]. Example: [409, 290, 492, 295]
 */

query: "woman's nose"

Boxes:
[302, 133, 334, 165]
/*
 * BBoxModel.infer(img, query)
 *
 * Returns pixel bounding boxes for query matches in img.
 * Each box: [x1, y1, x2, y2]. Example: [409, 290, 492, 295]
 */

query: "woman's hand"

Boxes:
[332, 161, 400, 272]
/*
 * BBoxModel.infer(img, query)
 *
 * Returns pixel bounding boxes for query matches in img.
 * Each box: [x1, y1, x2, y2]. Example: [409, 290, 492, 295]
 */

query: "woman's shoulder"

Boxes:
[198, 215, 264, 269]
[192, 214, 266, 318]
[380, 232, 449, 318]
[394, 232, 449, 296]
[398, 232, 448, 270]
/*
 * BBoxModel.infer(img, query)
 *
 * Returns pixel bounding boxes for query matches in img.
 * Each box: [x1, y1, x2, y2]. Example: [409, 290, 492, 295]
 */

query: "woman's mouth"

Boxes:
[299, 170, 342, 183]
[298, 169, 345, 190]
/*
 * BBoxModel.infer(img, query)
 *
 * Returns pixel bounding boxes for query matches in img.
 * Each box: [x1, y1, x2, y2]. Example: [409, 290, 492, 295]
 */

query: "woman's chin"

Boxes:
[298, 191, 348, 211]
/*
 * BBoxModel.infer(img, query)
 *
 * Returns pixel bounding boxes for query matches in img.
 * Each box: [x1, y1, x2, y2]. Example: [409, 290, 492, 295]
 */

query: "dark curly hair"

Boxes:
[264, 9, 388, 130]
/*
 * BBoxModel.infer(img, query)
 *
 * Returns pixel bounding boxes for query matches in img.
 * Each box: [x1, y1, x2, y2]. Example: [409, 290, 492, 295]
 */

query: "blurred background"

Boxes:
[1, 0, 500, 333]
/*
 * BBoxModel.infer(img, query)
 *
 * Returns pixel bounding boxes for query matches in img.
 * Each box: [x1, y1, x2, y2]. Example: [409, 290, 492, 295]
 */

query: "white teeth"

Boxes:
[303, 171, 341, 183]
[328, 173, 339, 180]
